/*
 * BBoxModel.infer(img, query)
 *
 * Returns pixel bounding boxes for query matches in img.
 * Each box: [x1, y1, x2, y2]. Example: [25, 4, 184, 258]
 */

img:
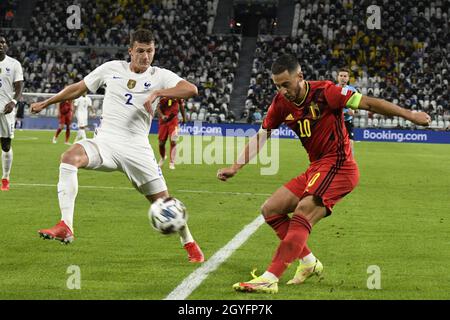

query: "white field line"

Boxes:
[164, 215, 265, 300]
[12, 183, 270, 196]
[13, 182, 267, 299]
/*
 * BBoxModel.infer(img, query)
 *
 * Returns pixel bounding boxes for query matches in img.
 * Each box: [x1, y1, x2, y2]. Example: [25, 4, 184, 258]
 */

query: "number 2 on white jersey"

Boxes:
[124, 93, 133, 105]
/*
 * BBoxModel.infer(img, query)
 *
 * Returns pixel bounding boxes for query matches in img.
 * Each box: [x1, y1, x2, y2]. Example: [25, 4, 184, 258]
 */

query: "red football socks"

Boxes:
[264, 214, 312, 259]
[267, 214, 312, 278]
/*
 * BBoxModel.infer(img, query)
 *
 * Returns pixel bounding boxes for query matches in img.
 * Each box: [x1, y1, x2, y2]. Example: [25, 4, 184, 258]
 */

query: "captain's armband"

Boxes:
[346, 92, 362, 110]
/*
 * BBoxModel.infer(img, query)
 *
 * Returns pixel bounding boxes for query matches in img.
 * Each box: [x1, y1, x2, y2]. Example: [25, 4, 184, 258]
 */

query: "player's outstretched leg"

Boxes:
[261, 186, 319, 273]
[38, 144, 88, 244]
[179, 224, 204, 263]
[146, 190, 205, 263]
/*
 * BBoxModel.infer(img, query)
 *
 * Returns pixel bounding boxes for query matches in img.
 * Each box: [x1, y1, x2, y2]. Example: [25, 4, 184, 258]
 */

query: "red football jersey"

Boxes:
[59, 100, 73, 115]
[158, 98, 182, 125]
[262, 81, 355, 163]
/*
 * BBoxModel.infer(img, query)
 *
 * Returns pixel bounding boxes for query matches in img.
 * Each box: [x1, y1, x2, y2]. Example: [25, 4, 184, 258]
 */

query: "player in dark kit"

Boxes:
[157, 97, 186, 170]
[53, 99, 73, 145]
[217, 54, 431, 294]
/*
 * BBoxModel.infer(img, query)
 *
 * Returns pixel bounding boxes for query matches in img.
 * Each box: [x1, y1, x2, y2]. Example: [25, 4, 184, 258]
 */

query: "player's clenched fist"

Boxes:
[144, 91, 159, 115]
[410, 111, 431, 126]
[30, 101, 46, 114]
[217, 167, 237, 181]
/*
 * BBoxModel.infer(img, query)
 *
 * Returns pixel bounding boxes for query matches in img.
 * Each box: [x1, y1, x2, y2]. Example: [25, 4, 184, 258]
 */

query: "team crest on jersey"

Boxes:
[309, 102, 321, 120]
[127, 79, 137, 89]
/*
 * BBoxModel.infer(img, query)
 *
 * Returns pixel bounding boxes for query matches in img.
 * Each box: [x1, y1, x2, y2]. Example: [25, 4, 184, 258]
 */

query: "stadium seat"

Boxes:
[372, 118, 379, 127]
[359, 117, 366, 128]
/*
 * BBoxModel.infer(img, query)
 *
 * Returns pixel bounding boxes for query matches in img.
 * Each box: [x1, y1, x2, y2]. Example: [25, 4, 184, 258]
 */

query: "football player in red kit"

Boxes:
[53, 99, 74, 145]
[217, 54, 431, 294]
[157, 97, 186, 169]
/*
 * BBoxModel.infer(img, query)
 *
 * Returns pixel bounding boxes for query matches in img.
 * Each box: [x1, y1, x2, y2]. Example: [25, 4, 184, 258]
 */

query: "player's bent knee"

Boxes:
[260, 200, 276, 217]
[60, 145, 88, 167]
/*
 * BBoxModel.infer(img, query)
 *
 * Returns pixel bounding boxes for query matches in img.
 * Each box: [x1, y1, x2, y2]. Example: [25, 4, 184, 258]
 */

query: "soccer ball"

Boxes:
[149, 197, 187, 234]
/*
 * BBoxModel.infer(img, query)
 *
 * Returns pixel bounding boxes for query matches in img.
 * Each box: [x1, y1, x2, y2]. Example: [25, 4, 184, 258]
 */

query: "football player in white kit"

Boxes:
[0, 35, 24, 191]
[30, 29, 204, 262]
[73, 92, 94, 143]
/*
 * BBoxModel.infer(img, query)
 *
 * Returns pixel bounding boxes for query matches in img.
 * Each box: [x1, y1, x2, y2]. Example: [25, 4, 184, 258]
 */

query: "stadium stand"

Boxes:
[4, 0, 239, 123]
[0, 0, 18, 28]
[243, 0, 449, 129]
[1, 0, 448, 129]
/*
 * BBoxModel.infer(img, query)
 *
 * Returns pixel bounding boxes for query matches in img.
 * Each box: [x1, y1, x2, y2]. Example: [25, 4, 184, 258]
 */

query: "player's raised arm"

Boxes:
[357, 95, 431, 126]
[30, 80, 89, 114]
[144, 80, 198, 114]
[217, 128, 272, 181]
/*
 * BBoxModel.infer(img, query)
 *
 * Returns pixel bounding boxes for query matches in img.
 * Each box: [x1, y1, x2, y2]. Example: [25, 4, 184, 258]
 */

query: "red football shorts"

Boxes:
[158, 121, 178, 142]
[58, 112, 73, 126]
[284, 159, 359, 215]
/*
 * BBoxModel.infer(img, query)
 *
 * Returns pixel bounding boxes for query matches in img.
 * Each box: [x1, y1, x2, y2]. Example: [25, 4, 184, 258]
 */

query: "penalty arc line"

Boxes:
[164, 215, 265, 300]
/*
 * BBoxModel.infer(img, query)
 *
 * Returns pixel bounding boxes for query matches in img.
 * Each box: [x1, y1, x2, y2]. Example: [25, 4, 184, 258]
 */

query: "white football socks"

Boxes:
[178, 224, 194, 245]
[57, 163, 78, 232]
[301, 252, 316, 265]
[2, 149, 13, 179]
[261, 271, 279, 282]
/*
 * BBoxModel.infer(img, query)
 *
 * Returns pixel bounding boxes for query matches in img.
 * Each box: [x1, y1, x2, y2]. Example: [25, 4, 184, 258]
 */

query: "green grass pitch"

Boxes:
[0, 130, 449, 300]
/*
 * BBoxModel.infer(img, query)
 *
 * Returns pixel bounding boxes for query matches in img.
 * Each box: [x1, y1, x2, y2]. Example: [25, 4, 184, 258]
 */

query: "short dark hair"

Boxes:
[129, 29, 154, 47]
[338, 67, 350, 75]
[271, 54, 300, 75]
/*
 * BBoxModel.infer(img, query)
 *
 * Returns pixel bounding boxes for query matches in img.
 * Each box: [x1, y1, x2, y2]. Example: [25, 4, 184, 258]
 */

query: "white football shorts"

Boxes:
[76, 136, 167, 195]
[0, 111, 15, 138]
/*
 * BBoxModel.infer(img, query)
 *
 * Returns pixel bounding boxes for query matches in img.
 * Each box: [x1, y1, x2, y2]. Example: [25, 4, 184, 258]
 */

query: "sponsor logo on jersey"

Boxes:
[144, 82, 151, 90]
[127, 79, 136, 89]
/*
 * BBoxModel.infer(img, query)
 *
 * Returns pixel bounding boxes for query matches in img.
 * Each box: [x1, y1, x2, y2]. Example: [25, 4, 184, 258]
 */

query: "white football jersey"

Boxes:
[84, 60, 182, 143]
[0, 55, 24, 113]
[74, 95, 92, 116]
